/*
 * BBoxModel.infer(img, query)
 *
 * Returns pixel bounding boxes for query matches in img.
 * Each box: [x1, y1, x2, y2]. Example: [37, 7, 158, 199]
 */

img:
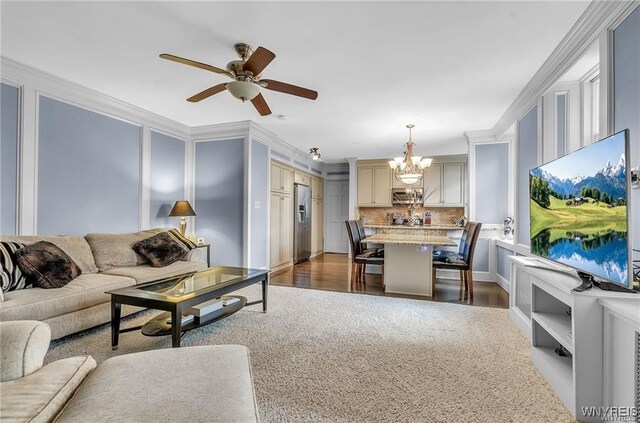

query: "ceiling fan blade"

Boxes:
[187, 83, 227, 102]
[243, 47, 276, 76]
[262, 79, 318, 100]
[251, 93, 272, 116]
[160, 53, 229, 75]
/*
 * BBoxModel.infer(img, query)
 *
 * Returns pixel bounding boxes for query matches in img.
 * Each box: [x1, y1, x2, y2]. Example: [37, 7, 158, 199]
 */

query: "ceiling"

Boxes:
[1, 1, 591, 162]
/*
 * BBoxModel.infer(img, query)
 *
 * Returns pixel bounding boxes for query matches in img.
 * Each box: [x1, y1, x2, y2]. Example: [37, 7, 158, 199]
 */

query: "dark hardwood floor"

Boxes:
[270, 253, 509, 308]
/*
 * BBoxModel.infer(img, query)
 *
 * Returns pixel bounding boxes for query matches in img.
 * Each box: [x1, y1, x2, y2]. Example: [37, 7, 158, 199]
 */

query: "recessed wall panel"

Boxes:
[37, 97, 140, 235]
[149, 130, 185, 229]
[250, 140, 268, 268]
[475, 143, 509, 224]
[195, 138, 244, 267]
[1, 83, 20, 235]
[613, 6, 640, 257]
[517, 107, 538, 246]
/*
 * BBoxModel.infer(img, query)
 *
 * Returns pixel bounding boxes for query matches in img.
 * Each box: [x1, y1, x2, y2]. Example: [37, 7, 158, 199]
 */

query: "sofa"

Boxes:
[0, 320, 260, 422]
[0, 229, 207, 339]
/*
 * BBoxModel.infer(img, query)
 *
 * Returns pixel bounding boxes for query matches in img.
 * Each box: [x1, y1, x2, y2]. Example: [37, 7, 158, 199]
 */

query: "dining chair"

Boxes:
[345, 220, 384, 286]
[431, 221, 482, 298]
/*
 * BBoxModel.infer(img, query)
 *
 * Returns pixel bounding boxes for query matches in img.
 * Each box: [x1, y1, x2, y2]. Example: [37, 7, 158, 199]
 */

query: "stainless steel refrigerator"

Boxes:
[293, 183, 312, 263]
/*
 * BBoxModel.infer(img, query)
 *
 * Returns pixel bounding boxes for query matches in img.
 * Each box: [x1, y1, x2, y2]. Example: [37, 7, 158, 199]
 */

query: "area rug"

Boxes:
[46, 285, 574, 422]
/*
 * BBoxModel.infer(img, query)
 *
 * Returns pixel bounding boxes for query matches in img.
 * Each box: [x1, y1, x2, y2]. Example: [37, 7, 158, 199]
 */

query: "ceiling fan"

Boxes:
[160, 43, 318, 116]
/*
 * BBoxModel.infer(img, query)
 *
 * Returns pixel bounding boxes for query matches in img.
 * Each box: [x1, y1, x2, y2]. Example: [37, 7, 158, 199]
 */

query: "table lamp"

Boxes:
[168, 201, 196, 235]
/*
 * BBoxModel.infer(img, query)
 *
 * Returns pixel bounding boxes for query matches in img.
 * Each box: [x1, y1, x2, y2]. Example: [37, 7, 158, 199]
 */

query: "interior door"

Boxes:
[325, 180, 349, 253]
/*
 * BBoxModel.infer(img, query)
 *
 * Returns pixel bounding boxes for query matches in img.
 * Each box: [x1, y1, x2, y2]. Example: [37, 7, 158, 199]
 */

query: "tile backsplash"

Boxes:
[357, 206, 465, 225]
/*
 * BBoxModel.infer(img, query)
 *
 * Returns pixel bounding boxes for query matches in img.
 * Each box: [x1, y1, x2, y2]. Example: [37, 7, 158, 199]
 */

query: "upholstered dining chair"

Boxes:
[345, 220, 384, 286]
[432, 221, 482, 298]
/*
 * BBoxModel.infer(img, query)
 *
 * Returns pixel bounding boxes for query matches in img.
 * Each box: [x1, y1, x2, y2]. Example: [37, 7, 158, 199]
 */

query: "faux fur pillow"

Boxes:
[14, 241, 81, 289]
[132, 232, 188, 268]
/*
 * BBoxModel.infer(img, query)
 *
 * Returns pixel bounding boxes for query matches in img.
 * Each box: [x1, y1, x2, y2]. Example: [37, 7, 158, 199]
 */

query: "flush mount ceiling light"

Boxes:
[388, 124, 433, 185]
[309, 148, 322, 161]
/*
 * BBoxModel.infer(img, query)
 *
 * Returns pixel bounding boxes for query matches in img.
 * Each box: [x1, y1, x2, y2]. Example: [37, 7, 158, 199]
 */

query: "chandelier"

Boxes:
[388, 124, 433, 185]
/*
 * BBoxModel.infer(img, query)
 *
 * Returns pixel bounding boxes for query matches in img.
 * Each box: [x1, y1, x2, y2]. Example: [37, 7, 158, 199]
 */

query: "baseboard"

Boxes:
[509, 307, 531, 340]
[269, 262, 292, 275]
[435, 269, 495, 283]
[496, 274, 511, 294]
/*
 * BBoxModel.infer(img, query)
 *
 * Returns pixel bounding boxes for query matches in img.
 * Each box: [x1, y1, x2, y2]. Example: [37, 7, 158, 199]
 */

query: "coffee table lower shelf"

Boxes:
[141, 296, 247, 337]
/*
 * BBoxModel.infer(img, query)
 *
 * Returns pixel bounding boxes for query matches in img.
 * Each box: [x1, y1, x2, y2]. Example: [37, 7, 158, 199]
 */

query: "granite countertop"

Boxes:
[361, 234, 457, 246]
[364, 224, 463, 230]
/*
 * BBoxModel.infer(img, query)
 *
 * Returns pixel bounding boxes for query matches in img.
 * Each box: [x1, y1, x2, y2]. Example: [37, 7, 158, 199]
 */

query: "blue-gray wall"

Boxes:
[195, 138, 244, 266]
[475, 143, 509, 224]
[613, 6, 640, 254]
[250, 139, 268, 268]
[37, 96, 141, 235]
[149, 130, 186, 228]
[1, 83, 20, 235]
[517, 107, 538, 246]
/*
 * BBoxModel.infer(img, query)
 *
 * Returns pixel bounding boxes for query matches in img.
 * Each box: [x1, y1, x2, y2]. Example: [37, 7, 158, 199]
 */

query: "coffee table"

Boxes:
[107, 266, 268, 348]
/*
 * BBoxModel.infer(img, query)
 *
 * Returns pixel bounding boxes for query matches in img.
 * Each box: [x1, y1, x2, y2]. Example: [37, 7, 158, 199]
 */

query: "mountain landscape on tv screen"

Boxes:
[530, 155, 626, 201]
[529, 152, 628, 285]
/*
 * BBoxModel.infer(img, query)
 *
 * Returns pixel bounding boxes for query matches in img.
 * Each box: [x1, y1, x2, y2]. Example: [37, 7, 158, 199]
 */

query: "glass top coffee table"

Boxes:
[107, 266, 269, 348]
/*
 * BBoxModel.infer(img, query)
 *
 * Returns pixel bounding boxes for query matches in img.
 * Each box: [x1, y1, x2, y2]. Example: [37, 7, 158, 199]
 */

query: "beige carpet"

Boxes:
[46, 285, 574, 422]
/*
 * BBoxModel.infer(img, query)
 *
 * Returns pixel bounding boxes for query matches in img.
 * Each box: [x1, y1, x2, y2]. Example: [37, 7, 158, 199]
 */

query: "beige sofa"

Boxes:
[0, 229, 207, 339]
[0, 321, 259, 422]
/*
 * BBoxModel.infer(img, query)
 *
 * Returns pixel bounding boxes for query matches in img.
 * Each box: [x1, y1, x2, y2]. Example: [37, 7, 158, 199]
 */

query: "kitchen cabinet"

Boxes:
[424, 162, 465, 207]
[311, 176, 324, 200]
[357, 161, 391, 207]
[270, 192, 293, 268]
[311, 199, 324, 255]
[271, 161, 293, 195]
[294, 171, 311, 186]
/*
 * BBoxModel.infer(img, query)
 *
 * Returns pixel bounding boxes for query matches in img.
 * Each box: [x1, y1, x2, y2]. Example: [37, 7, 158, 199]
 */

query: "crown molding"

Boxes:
[464, 129, 496, 144]
[491, 0, 639, 137]
[0, 56, 191, 139]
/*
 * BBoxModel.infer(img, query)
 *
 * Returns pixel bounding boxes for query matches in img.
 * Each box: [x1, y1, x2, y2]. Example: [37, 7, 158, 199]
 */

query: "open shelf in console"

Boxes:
[531, 285, 573, 354]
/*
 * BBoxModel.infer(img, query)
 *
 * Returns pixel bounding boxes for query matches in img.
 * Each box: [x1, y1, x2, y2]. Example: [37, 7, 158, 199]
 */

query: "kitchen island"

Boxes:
[364, 223, 462, 236]
[361, 233, 457, 297]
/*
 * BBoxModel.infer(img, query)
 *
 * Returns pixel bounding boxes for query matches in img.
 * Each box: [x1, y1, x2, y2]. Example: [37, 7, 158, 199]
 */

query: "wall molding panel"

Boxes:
[1, 57, 190, 235]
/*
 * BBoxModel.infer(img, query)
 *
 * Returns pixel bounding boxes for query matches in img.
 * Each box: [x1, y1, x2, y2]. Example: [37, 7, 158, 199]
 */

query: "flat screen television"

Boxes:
[529, 129, 633, 291]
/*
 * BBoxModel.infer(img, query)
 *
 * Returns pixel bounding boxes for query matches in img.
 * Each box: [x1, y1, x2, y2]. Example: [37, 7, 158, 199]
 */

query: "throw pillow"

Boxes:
[132, 232, 189, 268]
[1, 241, 31, 292]
[168, 228, 198, 250]
[15, 241, 82, 289]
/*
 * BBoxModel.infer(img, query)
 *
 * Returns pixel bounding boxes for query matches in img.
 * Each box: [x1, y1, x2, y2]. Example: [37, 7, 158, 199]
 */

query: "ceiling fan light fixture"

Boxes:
[226, 80, 260, 101]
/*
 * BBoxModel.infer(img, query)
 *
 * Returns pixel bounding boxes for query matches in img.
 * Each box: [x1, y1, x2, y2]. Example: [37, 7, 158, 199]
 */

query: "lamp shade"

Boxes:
[226, 80, 260, 101]
[168, 201, 196, 217]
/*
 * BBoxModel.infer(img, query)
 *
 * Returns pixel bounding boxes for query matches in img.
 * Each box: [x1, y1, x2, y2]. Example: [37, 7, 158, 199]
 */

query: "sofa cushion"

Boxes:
[15, 241, 82, 289]
[102, 260, 207, 284]
[84, 228, 165, 271]
[55, 345, 258, 423]
[0, 235, 98, 274]
[1, 241, 31, 292]
[0, 356, 96, 423]
[133, 232, 189, 268]
[0, 273, 135, 322]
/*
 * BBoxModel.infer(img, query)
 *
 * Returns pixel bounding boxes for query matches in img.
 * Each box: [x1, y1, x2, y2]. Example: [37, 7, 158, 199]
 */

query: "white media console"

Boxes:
[508, 256, 640, 422]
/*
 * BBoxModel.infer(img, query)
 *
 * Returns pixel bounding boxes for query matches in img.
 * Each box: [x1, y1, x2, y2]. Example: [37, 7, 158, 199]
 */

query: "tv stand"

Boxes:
[592, 278, 637, 293]
[508, 256, 640, 421]
[573, 271, 593, 292]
